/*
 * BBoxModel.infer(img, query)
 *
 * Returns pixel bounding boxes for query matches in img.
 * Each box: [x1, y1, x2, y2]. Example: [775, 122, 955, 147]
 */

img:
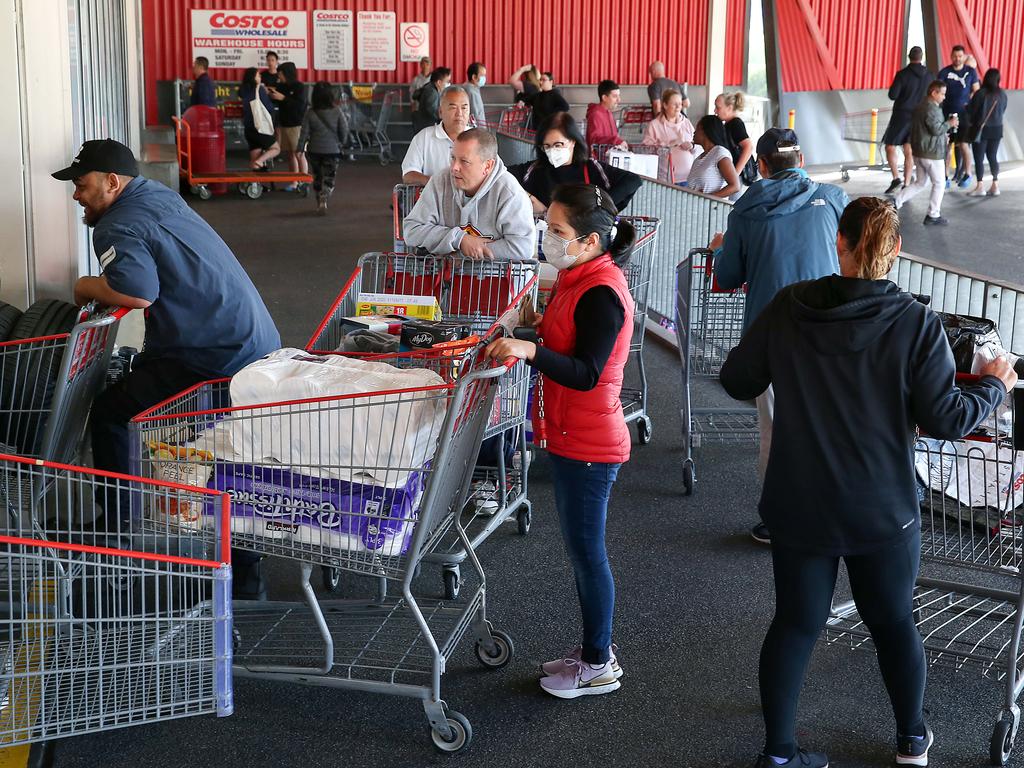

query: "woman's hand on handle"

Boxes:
[485, 337, 536, 364]
[980, 356, 1018, 392]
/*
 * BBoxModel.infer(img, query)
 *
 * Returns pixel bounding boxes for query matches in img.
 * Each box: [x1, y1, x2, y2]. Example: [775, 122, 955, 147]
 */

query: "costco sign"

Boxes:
[191, 10, 308, 68]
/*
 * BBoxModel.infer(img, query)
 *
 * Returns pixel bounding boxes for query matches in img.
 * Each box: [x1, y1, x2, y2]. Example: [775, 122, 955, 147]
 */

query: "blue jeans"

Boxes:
[548, 453, 621, 664]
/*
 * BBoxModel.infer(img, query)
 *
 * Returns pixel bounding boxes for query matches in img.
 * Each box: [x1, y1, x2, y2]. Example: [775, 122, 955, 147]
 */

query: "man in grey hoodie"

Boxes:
[403, 128, 536, 261]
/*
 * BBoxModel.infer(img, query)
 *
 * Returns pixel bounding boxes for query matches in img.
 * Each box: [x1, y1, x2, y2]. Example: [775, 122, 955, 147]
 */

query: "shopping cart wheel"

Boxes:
[321, 566, 343, 594]
[636, 415, 653, 445]
[379, 148, 393, 166]
[475, 628, 514, 669]
[683, 460, 696, 496]
[430, 710, 472, 753]
[841, 169, 851, 183]
[991, 715, 1017, 765]
[517, 505, 532, 536]
[442, 568, 460, 600]
[245, 182, 263, 200]
[197, 185, 212, 201]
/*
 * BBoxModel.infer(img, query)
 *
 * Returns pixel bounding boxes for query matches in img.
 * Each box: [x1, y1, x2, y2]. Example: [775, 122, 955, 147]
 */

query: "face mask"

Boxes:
[542, 231, 585, 270]
[545, 146, 572, 168]
[478, 76, 487, 87]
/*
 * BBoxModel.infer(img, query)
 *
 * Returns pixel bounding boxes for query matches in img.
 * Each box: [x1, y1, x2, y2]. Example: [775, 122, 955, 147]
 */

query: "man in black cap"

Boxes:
[54, 138, 280, 598]
[708, 127, 849, 546]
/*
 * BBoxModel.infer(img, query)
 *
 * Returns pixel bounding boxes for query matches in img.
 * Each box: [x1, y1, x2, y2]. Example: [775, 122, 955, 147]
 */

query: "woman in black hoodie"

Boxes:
[721, 197, 1016, 768]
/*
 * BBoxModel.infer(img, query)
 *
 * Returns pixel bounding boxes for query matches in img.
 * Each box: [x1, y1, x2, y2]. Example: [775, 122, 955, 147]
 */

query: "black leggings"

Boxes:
[760, 533, 926, 757]
[973, 127, 1003, 181]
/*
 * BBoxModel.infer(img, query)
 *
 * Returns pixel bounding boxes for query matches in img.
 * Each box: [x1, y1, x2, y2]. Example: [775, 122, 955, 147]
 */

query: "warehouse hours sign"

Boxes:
[191, 10, 309, 68]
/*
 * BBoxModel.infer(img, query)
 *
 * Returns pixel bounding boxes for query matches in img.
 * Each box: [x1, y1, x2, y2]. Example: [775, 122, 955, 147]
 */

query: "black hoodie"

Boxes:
[721, 276, 1005, 556]
[888, 62, 936, 113]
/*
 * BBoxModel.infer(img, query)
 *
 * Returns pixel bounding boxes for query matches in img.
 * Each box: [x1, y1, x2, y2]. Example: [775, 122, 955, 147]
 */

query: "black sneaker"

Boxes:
[922, 215, 948, 226]
[751, 522, 771, 545]
[752, 749, 829, 767]
[885, 178, 903, 195]
[896, 724, 934, 766]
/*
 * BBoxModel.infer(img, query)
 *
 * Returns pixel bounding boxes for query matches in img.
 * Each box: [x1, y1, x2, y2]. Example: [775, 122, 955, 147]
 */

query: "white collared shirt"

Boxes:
[401, 122, 457, 178]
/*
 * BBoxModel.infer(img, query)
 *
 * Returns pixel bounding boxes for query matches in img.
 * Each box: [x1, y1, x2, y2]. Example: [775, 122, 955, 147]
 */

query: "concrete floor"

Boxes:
[52, 158, 1024, 768]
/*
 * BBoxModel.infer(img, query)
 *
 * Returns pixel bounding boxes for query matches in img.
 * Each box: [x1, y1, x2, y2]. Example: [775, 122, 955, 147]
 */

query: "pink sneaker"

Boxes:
[540, 644, 622, 679]
[540, 658, 621, 699]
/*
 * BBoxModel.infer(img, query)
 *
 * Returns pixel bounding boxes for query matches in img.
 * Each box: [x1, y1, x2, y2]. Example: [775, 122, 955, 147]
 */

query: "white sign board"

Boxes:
[357, 11, 396, 71]
[191, 10, 308, 68]
[312, 9, 353, 70]
[399, 22, 429, 63]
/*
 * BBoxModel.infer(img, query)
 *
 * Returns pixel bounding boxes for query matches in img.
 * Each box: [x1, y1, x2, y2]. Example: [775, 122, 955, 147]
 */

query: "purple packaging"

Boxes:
[204, 463, 423, 554]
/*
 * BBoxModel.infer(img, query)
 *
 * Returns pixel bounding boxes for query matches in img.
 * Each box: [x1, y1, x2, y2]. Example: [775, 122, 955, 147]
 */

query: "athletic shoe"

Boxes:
[923, 215, 949, 226]
[958, 174, 973, 189]
[885, 178, 903, 195]
[541, 644, 623, 679]
[896, 723, 934, 766]
[752, 749, 829, 767]
[968, 186, 987, 197]
[539, 658, 620, 699]
[944, 178, 951, 189]
[470, 479, 500, 515]
[751, 522, 771, 545]
[988, 186, 1001, 197]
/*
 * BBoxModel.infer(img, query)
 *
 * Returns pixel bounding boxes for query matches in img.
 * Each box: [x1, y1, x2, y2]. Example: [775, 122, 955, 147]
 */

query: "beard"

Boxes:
[81, 209, 100, 227]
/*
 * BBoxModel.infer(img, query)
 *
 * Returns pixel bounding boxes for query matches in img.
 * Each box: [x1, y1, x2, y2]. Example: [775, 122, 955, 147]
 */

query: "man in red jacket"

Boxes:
[586, 80, 629, 150]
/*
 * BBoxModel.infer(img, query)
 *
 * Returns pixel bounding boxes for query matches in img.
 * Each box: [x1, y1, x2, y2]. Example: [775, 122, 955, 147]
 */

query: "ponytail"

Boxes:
[838, 197, 900, 280]
[550, 183, 634, 268]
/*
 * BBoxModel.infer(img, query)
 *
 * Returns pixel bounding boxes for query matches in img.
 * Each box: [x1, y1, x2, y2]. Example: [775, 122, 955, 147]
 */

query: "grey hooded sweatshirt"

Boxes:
[403, 155, 536, 261]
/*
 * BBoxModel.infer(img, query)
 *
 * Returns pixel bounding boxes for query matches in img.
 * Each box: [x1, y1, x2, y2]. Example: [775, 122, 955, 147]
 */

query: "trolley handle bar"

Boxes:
[0, 530, 230, 570]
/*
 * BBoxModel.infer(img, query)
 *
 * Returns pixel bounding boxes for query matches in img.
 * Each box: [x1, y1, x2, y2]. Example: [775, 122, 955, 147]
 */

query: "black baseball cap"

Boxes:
[52, 139, 139, 181]
[756, 127, 801, 157]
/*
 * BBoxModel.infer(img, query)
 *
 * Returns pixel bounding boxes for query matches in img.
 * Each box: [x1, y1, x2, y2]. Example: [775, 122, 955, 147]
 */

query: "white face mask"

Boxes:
[477, 76, 487, 87]
[545, 146, 572, 168]
[542, 231, 585, 270]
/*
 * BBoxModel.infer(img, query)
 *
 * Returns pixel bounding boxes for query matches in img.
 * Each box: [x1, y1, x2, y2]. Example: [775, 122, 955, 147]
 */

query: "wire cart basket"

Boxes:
[825, 377, 1024, 765]
[839, 107, 892, 182]
[590, 143, 674, 184]
[618, 105, 654, 143]
[0, 456, 233, 751]
[392, 183, 424, 254]
[304, 253, 538, 599]
[674, 248, 758, 495]
[342, 90, 396, 166]
[128, 340, 517, 752]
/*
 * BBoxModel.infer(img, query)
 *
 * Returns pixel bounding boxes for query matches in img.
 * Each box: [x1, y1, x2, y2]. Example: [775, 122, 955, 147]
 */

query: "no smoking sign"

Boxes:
[399, 22, 429, 62]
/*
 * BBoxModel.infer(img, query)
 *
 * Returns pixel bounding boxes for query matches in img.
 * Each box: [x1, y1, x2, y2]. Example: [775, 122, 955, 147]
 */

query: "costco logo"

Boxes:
[315, 11, 350, 21]
[210, 13, 289, 29]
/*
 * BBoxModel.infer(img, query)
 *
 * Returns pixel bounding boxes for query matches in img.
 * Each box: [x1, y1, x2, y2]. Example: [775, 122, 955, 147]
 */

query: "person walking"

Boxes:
[966, 68, 1008, 198]
[298, 81, 349, 214]
[938, 45, 980, 188]
[711, 128, 848, 545]
[882, 46, 935, 195]
[721, 196, 1015, 768]
[892, 80, 958, 225]
[485, 183, 636, 699]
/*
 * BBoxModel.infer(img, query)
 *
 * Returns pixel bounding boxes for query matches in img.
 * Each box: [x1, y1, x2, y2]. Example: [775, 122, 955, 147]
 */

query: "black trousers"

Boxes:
[973, 126, 1004, 181]
[759, 533, 926, 757]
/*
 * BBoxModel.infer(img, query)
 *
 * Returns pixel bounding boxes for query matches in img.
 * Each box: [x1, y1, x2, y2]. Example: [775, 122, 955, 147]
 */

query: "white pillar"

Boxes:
[705, 0, 729, 117]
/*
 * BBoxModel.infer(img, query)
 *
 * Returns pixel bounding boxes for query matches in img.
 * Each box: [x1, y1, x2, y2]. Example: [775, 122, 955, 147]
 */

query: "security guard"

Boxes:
[53, 139, 280, 598]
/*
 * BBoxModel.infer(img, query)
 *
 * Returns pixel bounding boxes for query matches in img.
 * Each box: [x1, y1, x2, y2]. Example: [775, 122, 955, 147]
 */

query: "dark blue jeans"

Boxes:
[549, 452, 621, 665]
[760, 532, 926, 758]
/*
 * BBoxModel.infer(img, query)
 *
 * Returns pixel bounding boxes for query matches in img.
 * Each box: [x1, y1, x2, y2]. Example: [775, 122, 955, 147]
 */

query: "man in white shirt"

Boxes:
[402, 86, 471, 185]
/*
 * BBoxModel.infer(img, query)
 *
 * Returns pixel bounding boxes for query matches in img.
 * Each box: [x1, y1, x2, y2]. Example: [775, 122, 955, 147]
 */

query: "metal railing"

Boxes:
[495, 128, 1024, 355]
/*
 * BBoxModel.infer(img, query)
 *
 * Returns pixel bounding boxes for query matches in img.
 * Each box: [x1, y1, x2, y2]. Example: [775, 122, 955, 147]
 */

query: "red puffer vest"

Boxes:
[536, 253, 635, 464]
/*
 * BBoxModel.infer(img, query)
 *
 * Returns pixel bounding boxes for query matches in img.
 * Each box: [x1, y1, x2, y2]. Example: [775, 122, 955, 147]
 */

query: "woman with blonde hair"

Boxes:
[714, 90, 755, 182]
[721, 196, 1016, 767]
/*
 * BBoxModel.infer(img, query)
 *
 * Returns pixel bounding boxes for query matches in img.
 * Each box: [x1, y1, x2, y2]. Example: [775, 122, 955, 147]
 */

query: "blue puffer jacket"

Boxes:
[713, 169, 849, 331]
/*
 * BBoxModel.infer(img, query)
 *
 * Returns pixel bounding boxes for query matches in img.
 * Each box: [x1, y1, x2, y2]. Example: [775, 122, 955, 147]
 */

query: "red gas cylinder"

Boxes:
[182, 105, 227, 195]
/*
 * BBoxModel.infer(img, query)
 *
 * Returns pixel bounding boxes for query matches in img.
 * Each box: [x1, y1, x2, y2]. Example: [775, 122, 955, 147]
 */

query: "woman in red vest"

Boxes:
[486, 183, 636, 699]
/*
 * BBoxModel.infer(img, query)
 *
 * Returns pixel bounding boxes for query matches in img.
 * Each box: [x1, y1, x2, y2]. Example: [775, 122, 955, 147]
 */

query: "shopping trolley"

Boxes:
[674, 248, 758, 495]
[305, 253, 538, 598]
[392, 183, 424, 254]
[480, 104, 533, 137]
[839, 107, 892, 182]
[589, 142, 674, 184]
[344, 90, 396, 166]
[825, 375, 1024, 765]
[128, 341, 516, 751]
[618, 105, 654, 143]
[0, 455, 233, 752]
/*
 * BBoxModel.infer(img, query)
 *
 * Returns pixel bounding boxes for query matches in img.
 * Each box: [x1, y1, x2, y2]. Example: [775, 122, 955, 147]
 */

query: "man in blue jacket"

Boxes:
[54, 139, 280, 598]
[710, 128, 848, 545]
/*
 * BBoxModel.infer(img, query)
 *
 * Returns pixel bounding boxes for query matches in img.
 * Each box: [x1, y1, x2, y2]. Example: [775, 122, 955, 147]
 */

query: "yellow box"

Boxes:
[355, 293, 442, 321]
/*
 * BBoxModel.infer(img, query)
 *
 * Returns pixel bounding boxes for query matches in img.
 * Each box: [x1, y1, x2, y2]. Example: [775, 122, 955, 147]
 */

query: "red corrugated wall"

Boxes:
[143, 0, 746, 125]
[776, 0, 907, 91]
[936, 0, 1024, 88]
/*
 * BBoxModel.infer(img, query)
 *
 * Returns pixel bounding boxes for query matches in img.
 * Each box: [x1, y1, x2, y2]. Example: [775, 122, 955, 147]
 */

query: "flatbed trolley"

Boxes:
[674, 248, 758, 495]
[173, 117, 312, 201]
[826, 376, 1024, 765]
[129, 340, 517, 751]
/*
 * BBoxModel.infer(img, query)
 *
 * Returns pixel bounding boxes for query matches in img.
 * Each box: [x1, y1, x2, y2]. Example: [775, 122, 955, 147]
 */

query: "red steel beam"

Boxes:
[949, 0, 991, 73]
[793, 0, 844, 90]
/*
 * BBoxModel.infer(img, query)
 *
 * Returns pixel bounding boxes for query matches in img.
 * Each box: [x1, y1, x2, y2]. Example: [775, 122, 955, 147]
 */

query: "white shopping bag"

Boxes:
[251, 93, 275, 136]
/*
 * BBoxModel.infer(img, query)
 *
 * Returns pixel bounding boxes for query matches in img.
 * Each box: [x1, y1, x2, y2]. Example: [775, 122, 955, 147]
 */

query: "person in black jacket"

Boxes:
[516, 71, 571, 131]
[508, 112, 642, 215]
[267, 61, 308, 189]
[721, 196, 1017, 768]
[189, 57, 216, 108]
[966, 68, 1009, 198]
[883, 47, 935, 195]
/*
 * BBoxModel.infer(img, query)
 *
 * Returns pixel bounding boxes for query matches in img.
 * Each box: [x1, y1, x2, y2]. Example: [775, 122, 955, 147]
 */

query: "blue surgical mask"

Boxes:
[478, 76, 487, 87]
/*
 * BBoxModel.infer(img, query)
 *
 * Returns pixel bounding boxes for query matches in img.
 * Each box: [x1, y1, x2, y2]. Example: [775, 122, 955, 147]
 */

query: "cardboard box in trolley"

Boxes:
[355, 293, 442, 321]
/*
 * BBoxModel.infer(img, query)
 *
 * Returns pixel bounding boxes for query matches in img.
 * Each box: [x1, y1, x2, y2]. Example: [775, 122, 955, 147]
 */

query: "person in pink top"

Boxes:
[641, 89, 695, 184]
[585, 80, 628, 150]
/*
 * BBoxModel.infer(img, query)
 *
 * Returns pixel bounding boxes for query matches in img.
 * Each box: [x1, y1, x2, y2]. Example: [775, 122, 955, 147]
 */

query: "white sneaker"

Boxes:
[540, 644, 623, 679]
[988, 186, 1001, 197]
[470, 480, 499, 515]
[968, 186, 987, 197]
[539, 658, 620, 699]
